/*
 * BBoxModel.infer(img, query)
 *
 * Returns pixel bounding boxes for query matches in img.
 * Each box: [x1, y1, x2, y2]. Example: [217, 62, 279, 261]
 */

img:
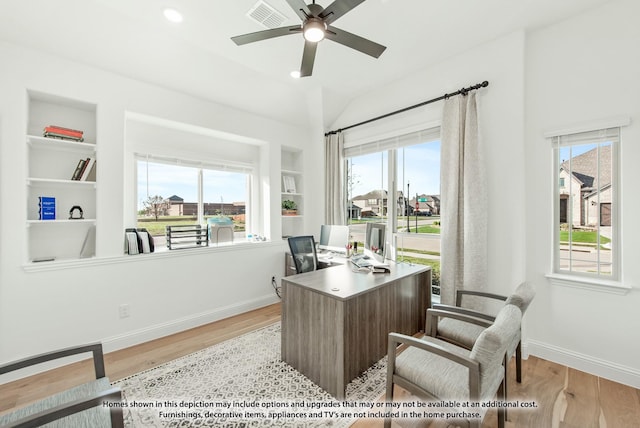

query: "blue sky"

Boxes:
[138, 141, 442, 209]
[348, 141, 441, 198]
[137, 161, 247, 208]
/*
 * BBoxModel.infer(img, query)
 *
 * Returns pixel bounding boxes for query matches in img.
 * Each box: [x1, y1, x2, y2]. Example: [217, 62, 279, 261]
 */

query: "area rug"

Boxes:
[113, 322, 387, 427]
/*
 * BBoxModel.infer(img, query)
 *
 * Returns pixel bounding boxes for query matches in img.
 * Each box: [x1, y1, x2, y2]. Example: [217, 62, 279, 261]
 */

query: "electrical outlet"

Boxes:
[118, 304, 130, 319]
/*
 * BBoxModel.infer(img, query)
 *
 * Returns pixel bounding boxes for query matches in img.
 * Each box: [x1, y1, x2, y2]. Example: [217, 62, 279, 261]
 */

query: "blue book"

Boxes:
[38, 196, 56, 220]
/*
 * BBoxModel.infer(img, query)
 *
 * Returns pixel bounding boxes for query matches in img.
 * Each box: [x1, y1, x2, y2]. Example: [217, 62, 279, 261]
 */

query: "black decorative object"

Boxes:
[68, 205, 84, 220]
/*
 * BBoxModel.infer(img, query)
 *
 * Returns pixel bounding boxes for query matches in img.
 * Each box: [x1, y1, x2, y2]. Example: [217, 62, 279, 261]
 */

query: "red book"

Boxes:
[44, 125, 84, 138]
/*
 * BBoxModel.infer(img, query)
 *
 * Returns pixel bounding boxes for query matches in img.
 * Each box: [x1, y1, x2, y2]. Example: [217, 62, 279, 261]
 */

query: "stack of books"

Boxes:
[43, 125, 84, 142]
[70, 157, 96, 181]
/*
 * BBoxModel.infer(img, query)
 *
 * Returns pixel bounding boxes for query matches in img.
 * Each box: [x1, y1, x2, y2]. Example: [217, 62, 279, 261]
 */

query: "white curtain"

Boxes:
[325, 132, 345, 225]
[440, 92, 488, 308]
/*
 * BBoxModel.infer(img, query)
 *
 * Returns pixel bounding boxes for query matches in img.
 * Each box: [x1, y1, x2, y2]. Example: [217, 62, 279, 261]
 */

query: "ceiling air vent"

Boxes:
[247, 0, 287, 29]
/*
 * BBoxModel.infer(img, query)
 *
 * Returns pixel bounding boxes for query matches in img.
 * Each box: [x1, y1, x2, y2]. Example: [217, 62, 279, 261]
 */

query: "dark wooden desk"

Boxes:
[281, 261, 431, 399]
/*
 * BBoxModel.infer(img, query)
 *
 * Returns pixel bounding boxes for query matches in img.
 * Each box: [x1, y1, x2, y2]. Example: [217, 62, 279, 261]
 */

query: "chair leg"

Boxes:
[503, 355, 509, 421]
[383, 383, 393, 428]
[516, 341, 522, 383]
[497, 379, 506, 428]
[384, 350, 395, 428]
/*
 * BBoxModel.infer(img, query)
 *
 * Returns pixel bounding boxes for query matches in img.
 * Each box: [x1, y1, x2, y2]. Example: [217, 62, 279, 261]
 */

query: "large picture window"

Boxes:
[136, 156, 251, 250]
[552, 127, 619, 279]
[345, 127, 441, 292]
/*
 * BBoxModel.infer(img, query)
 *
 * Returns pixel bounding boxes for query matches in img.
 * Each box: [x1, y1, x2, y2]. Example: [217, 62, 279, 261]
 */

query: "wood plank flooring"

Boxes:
[1, 303, 639, 428]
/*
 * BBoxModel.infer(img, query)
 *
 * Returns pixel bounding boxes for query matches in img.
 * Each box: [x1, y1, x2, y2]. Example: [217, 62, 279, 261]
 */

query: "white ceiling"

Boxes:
[1, 0, 612, 128]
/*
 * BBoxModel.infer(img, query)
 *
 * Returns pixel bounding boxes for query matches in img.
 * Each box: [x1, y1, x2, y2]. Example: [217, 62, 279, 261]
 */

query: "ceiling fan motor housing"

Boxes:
[306, 3, 325, 18]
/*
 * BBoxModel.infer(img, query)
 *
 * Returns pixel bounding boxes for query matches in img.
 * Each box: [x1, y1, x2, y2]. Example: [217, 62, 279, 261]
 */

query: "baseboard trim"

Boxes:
[102, 294, 280, 353]
[525, 339, 640, 389]
[0, 295, 280, 383]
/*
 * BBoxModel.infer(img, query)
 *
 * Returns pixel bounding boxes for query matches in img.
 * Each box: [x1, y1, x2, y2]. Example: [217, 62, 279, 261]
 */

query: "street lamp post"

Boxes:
[407, 181, 410, 232]
[415, 192, 419, 232]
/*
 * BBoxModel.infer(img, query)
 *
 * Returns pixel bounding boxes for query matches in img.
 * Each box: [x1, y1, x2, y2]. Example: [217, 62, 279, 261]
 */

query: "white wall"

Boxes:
[0, 41, 312, 366]
[330, 31, 528, 299]
[524, 0, 640, 387]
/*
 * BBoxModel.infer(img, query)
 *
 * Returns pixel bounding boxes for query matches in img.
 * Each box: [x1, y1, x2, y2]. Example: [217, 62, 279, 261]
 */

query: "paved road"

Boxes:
[349, 219, 441, 259]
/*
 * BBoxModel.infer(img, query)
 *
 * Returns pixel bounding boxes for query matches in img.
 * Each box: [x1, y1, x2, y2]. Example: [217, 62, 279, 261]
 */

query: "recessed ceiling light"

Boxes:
[290, 70, 301, 79]
[163, 8, 183, 23]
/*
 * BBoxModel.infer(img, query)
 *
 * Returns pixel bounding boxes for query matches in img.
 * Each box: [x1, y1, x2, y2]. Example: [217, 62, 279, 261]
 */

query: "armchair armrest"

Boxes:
[455, 289, 507, 306]
[0, 343, 105, 379]
[432, 303, 496, 322]
[388, 333, 478, 370]
[3, 387, 124, 428]
[426, 307, 493, 338]
[387, 333, 481, 400]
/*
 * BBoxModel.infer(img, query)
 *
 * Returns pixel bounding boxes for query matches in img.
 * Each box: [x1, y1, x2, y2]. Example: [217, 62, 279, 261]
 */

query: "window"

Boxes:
[552, 127, 619, 279]
[345, 127, 441, 293]
[136, 156, 252, 250]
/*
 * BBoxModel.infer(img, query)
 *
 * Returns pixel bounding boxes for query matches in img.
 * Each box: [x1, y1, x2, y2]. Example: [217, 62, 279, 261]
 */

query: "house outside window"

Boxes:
[552, 127, 619, 279]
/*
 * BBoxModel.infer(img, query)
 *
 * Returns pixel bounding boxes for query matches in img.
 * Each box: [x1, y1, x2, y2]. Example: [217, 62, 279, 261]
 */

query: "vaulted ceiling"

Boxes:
[1, 0, 612, 128]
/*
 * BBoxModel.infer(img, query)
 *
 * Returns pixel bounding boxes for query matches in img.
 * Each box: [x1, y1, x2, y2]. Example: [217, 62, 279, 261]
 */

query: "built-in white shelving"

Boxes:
[281, 148, 304, 239]
[26, 92, 98, 262]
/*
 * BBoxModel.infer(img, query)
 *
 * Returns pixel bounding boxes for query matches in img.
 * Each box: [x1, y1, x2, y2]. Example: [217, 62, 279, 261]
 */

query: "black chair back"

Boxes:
[287, 235, 318, 274]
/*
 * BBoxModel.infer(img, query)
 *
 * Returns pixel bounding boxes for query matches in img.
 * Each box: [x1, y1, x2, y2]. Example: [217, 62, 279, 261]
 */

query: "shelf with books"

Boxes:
[25, 91, 98, 263]
[27, 178, 97, 187]
[27, 135, 96, 152]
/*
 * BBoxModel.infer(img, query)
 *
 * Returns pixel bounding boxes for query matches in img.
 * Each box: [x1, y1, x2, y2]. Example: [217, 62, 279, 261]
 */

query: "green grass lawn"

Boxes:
[399, 256, 440, 286]
[559, 230, 610, 246]
[415, 224, 440, 234]
[137, 216, 244, 236]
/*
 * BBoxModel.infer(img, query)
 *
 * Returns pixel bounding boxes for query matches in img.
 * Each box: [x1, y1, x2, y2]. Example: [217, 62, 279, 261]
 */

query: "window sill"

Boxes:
[23, 240, 282, 273]
[545, 273, 631, 295]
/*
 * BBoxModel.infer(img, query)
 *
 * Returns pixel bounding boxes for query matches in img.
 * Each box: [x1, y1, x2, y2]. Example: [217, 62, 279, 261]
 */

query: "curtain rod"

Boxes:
[324, 80, 489, 136]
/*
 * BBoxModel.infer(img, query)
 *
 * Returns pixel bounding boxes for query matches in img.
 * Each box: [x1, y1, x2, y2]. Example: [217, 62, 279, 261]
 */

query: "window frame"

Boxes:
[134, 153, 256, 249]
[545, 117, 630, 294]
[343, 126, 441, 259]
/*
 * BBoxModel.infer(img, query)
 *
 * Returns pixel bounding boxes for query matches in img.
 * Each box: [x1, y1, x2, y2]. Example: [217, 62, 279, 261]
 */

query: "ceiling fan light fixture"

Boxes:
[303, 19, 326, 42]
[290, 70, 301, 79]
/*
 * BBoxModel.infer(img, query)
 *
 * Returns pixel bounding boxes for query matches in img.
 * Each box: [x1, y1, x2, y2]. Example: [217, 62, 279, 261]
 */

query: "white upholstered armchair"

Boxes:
[430, 282, 536, 387]
[384, 304, 522, 428]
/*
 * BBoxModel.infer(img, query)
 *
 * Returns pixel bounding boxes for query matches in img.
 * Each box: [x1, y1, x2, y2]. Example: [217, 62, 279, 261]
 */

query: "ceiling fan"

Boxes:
[231, 0, 386, 77]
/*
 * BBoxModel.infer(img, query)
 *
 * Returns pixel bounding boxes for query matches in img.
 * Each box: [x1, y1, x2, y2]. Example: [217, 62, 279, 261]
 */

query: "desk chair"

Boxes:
[287, 235, 318, 274]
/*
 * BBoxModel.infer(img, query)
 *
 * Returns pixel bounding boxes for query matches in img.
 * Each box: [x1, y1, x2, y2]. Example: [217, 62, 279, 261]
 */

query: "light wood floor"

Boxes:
[2, 303, 639, 428]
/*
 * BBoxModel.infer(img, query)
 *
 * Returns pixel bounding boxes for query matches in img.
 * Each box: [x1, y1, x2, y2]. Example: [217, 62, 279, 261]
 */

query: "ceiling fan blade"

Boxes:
[300, 40, 318, 77]
[285, 0, 312, 21]
[325, 26, 386, 58]
[231, 25, 301, 46]
[320, 0, 366, 25]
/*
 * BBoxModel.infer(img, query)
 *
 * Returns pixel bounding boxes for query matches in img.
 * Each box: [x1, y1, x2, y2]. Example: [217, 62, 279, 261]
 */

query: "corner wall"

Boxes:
[524, 0, 640, 387]
[330, 31, 528, 299]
